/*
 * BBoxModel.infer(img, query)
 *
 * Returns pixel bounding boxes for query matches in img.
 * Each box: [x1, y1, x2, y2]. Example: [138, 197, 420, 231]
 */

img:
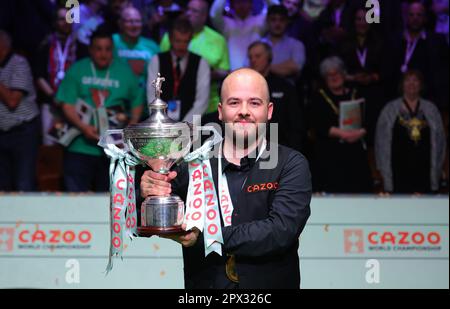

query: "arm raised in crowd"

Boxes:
[209, 0, 227, 34]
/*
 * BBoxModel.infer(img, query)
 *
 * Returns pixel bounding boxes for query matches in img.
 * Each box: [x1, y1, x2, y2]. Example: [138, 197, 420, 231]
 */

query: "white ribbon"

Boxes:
[99, 131, 140, 274]
[184, 131, 224, 256]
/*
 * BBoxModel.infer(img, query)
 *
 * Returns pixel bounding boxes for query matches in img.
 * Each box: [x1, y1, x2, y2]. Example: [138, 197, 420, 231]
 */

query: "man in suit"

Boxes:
[147, 17, 210, 123]
[140, 68, 312, 289]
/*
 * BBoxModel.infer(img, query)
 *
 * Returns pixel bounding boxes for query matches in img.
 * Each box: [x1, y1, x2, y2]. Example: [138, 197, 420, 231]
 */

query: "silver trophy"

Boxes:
[123, 74, 193, 237]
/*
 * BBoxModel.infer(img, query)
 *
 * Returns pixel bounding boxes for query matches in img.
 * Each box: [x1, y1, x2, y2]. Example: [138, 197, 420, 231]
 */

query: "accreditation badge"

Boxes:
[167, 99, 181, 121]
[96, 106, 109, 136]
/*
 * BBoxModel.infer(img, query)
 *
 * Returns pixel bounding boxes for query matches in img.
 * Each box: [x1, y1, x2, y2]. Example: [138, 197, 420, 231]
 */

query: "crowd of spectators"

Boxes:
[0, 0, 448, 194]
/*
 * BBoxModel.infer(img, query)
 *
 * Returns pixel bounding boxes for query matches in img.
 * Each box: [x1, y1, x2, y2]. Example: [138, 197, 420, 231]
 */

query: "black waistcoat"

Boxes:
[158, 51, 200, 120]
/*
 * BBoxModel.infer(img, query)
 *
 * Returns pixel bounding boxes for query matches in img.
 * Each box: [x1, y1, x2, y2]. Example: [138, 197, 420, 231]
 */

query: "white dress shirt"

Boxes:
[210, 0, 280, 70]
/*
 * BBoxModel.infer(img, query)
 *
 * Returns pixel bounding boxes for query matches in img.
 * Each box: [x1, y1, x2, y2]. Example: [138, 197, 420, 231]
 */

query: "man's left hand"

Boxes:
[160, 223, 200, 247]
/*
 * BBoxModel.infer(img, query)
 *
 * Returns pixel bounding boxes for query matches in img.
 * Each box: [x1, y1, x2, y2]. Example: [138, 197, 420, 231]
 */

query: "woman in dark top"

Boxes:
[338, 6, 386, 144]
[311, 56, 372, 193]
[375, 70, 446, 193]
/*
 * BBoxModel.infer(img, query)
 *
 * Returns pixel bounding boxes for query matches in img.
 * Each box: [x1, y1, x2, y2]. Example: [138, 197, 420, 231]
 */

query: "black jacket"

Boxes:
[170, 143, 312, 289]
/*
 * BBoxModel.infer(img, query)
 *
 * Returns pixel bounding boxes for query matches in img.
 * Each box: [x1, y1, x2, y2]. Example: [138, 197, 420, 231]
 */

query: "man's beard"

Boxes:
[224, 122, 267, 150]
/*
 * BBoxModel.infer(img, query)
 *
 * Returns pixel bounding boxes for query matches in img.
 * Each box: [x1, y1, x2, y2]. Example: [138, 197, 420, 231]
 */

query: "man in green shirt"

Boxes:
[160, 0, 230, 113]
[113, 6, 160, 92]
[56, 28, 145, 192]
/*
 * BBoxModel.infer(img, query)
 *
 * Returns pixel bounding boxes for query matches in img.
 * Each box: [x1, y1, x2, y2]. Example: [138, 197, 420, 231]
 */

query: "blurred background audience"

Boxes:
[0, 0, 447, 194]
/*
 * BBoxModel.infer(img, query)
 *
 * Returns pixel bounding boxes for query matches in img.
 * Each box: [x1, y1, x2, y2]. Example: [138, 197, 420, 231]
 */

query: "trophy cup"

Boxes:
[123, 74, 193, 237]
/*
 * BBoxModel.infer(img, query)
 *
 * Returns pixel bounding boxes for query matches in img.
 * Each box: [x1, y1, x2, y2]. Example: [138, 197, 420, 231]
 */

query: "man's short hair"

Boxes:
[248, 41, 273, 63]
[267, 4, 289, 18]
[89, 25, 113, 46]
[169, 17, 194, 37]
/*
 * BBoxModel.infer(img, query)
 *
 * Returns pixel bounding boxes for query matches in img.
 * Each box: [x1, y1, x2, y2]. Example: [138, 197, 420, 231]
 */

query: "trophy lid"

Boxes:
[124, 73, 192, 138]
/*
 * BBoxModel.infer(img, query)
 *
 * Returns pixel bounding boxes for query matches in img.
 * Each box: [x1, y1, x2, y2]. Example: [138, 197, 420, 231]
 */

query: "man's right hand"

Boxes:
[141, 170, 177, 198]
[81, 125, 99, 141]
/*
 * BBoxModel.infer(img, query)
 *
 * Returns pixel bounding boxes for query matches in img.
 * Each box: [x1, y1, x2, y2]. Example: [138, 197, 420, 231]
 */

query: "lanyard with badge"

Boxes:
[402, 33, 420, 73]
[90, 61, 111, 136]
[54, 35, 72, 86]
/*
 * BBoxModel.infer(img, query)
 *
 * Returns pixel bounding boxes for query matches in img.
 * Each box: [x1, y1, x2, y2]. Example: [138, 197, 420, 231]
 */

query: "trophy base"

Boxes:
[137, 226, 187, 237]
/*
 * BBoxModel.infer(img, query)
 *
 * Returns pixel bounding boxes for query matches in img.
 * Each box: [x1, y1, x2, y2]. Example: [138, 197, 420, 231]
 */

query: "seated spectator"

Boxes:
[160, 0, 230, 114]
[113, 6, 160, 107]
[387, 0, 449, 110]
[261, 5, 306, 84]
[375, 70, 446, 194]
[147, 17, 210, 123]
[310, 56, 372, 193]
[338, 6, 385, 144]
[55, 29, 145, 192]
[0, 30, 40, 191]
[210, 0, 280, 70]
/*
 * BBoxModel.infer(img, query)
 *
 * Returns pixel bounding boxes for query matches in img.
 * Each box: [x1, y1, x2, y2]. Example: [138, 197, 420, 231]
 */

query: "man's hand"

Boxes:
[140, 169, 177, 197]
[80, 125, 99, 141]
[160, 223, 200, 248]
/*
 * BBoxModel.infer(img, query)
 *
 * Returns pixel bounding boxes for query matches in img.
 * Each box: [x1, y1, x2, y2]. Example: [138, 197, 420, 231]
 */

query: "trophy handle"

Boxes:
[98, 129, 126, 150]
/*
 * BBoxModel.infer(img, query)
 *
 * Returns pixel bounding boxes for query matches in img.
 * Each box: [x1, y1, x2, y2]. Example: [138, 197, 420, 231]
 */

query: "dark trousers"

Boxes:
[63, 151, 109, 192]
[0, 117, 40, 191]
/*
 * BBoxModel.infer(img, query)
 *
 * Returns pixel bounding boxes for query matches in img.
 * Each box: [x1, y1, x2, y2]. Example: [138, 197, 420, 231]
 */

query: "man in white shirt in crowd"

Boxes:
[210, 0, 280, 70]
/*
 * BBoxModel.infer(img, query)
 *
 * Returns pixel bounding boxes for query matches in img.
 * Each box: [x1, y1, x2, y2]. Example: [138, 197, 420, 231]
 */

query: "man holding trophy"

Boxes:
[139, 68, 312, 289]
